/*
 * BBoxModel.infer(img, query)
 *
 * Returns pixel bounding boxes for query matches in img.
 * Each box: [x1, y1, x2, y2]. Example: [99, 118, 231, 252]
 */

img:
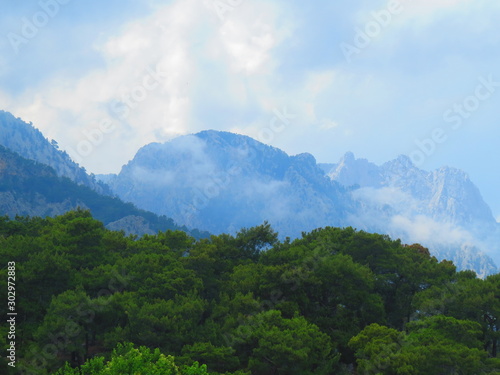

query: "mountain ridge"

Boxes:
[324, 151, 496, 228]
[0, 143, 209, 238]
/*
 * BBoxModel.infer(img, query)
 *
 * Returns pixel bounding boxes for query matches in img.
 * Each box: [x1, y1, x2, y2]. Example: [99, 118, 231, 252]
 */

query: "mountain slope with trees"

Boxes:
[0, 110, 107, 194]
[0, 145, 208, 238]
[103, 130, 354, 236]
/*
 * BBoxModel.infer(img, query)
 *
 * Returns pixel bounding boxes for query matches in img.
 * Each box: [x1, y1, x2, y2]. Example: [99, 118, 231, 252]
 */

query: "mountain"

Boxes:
[102, 131, 499, 277]
[103, 130, 353, 236]
[325, 152, 495, 228]
[0, 110, 108, 194]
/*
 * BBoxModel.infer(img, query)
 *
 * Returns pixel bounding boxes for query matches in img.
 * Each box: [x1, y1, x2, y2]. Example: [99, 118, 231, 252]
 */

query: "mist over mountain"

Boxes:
[103, 130, 354, 236]
[102, 130, 499, 276]
[325, 152, 495, 227]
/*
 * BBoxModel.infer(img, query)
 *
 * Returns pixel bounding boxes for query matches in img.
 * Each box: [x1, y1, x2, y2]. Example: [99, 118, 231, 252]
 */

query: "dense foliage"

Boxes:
[1, 210, 500, 374]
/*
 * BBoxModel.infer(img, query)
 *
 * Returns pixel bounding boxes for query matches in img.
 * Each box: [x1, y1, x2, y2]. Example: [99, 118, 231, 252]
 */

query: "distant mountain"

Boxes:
[103, 130, 354, 236]
[324, 152, 495, 228]
[102, 131, 499, 276]
[0, 110, 108, 194]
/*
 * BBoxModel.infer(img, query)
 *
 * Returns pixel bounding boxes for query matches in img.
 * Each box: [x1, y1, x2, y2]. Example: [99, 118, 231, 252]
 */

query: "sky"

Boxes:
[0, 0, 499, 218]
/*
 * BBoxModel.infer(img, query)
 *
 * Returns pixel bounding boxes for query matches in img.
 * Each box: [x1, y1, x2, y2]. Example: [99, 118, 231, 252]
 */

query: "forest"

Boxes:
[1, 209, 500, 374]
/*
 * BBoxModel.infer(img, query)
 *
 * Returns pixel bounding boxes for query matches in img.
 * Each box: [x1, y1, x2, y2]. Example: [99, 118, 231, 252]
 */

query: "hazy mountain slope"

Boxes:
[105, 130, 353, 236]
[0, 145, 208, 238]
[324, 153, 495, 227]
[0, 110, 108, 194]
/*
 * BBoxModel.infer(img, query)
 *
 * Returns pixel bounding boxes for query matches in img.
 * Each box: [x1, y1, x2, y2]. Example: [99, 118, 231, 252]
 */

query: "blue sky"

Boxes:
[1, 0, 500, 218]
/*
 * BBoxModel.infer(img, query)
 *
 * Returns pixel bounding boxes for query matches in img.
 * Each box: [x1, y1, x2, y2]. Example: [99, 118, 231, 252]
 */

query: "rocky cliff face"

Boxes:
[324, 153, 495, 227]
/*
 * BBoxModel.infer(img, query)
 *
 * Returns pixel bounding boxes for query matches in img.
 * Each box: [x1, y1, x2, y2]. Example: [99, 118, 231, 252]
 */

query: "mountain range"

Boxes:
[101, 130, 500, 277]
[0, 110, 498, 276]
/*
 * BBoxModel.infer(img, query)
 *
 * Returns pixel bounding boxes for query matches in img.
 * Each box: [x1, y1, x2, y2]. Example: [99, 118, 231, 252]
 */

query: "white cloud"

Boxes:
[218, 17, 278, 75]
[352, 186, 418, 211]
[6, 0, 293, 174]
[390, 214, 474, 245]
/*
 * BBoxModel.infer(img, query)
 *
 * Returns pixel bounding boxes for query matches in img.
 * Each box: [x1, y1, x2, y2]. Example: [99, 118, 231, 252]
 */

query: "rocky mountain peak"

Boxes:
[328, 152, 382, 188]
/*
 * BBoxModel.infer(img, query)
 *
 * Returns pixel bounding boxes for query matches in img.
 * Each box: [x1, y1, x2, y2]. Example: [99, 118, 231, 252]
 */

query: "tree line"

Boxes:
[1, 209, 499, 374]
